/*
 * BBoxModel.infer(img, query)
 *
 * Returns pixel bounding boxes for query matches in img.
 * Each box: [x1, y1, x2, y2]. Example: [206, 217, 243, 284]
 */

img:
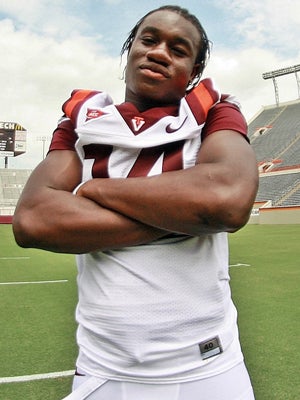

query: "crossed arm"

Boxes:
[13, 150, 166, 253]
[13, 129, 258, 254]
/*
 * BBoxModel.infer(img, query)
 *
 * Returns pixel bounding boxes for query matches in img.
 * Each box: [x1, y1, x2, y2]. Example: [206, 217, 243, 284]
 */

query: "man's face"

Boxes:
[125, 10, 201, 109]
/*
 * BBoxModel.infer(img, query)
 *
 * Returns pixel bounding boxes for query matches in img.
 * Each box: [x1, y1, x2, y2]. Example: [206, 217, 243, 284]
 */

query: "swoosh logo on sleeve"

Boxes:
[165, 116, 188, 133]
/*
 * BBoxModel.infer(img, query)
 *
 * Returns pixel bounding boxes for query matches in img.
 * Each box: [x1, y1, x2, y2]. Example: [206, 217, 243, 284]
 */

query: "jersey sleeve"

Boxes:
[202, 101, 248, 140]
[48, 89, 112, 153]
[48, 118, 78, 152]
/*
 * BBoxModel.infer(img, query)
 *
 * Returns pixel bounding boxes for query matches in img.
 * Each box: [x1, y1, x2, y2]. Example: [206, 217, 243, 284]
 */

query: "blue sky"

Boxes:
[0, 0, 300, 168]
[0, 1, 230, 56]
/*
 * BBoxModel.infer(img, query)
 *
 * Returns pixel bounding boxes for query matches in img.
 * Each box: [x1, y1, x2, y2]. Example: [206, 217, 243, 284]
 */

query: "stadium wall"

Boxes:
[0, 215, 13, 224]
[249, 203, 300, 224]
[0, 207, 14, 223]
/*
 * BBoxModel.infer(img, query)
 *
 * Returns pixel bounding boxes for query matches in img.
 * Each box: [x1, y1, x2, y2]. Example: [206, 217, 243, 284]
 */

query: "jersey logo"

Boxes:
[131, 116, 145, 132]
[86, 108, 107, 121]
[166, 116, 187, 133]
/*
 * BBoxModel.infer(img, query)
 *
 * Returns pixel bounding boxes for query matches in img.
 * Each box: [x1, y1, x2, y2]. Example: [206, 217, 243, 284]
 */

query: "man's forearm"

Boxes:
[13, 188, 167, 254]
[76, 168, 232, 236]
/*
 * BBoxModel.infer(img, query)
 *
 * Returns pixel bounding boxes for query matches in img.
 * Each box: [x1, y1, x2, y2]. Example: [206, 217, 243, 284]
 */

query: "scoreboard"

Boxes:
[0, 121, 27, 157]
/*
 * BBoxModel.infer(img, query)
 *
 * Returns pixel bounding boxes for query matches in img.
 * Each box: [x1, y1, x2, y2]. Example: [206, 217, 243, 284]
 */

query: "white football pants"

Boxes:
[63, 361, 255, 400]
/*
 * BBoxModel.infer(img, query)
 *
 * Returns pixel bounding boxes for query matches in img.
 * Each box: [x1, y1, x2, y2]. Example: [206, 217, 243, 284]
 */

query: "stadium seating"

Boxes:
[248, 99, 300, 206]
[0, 169, 32, 213]
[256, 173, 300, 205]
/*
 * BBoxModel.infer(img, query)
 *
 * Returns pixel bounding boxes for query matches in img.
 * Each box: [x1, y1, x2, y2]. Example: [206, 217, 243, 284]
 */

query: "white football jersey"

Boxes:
[61, 79, 244, 382]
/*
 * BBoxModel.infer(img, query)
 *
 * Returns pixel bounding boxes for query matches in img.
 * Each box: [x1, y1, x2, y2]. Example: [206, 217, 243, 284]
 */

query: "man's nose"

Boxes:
[146, 43, 172, 66]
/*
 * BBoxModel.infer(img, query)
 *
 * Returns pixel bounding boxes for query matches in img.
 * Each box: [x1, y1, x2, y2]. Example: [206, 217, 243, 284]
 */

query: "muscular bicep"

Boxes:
[198, 129, 247, 161]
[14, 149, 82, 222]
[13, 150, 82, 247]
[196, 130, 258, 228]
[24, 150, 82, 194]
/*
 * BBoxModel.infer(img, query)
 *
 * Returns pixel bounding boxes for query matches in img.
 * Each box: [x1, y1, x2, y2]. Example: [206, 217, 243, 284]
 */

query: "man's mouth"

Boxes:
[139, 64, 170, 79]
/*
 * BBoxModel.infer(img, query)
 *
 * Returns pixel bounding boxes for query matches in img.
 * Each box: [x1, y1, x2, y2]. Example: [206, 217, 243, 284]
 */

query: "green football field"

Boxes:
[0, 224, 299, 399]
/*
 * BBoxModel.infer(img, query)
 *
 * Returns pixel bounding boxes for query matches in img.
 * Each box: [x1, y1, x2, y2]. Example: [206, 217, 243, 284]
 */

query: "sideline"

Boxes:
[0, 280, 68, 285]
[0, 370, 75, 384]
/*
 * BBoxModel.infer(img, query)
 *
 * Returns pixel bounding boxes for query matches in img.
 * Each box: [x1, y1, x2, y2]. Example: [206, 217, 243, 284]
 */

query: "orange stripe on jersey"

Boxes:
[193, 82, 215, 116]
[63, 89, 97, 119]
[186, 79, 220, 125]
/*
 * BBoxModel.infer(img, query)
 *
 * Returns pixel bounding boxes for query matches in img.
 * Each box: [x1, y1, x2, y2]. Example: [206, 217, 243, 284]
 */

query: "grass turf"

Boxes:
[0, 223, 299, 399]
[0, 224, 77, 399]
[229, 225, 300, 400]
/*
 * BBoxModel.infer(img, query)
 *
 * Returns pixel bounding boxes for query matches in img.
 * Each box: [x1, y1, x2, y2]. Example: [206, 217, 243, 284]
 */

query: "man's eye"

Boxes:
[141, 37, 156, 45]
[172, 47, 187, 56]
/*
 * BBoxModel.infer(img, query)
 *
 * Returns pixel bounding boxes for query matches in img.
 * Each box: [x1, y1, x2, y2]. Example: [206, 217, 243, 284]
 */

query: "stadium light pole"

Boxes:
[36, 136, 51, 160]
[262, 64, 300, 106]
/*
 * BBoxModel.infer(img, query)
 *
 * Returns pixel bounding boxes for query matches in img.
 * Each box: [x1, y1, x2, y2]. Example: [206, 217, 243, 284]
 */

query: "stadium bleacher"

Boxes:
[0, 169, 32, 217]
[280, 185, 300, 206]
[248, 99, 300, 207]
[256, 172, 300, 205]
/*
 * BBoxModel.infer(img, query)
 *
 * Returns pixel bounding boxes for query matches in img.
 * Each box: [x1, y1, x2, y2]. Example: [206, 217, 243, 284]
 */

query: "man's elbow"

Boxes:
[221, 195, 255, 233]
[224, 209, 251, 233]
[12, 211, 40, 248]
[219, 177, 258, 232]
[201, 191, 255, 234]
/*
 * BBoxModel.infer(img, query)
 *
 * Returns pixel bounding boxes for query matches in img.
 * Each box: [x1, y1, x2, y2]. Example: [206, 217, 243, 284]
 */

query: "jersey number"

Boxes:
[83, 141, 185, 178]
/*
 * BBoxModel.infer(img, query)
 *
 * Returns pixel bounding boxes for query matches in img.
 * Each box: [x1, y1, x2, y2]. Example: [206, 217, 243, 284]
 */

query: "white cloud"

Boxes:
[218, 0, 300, 55]
[0, 17, 124, 169]
[0, 0, 90, 38]
[205, 46, 300, 120]
[206, 0, 300, 120]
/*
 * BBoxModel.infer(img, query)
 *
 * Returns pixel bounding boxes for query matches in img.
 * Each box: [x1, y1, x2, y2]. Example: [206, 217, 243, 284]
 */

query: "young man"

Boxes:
[13, 5, 258, 400]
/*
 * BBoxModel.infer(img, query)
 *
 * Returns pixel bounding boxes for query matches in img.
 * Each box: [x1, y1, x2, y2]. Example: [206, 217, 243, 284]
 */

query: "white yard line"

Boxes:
[0, 370, 75, 383]
[0, 257, 30, 260]
[229, 263, 251, 267]
[0, 280, 68, 285]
